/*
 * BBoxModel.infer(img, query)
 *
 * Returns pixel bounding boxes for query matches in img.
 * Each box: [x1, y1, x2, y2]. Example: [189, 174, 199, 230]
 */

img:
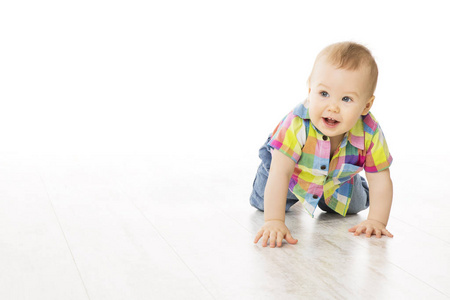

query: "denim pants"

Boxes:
[249, 141, 370, 214]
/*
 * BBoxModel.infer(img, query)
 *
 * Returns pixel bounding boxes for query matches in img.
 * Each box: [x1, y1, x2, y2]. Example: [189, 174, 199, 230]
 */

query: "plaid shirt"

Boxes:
[268, 102, 393, 217]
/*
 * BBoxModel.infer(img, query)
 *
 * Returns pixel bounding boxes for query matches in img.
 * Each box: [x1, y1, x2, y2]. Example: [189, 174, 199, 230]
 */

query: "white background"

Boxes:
[1, 4, 449, 299]
[1, 0, 449, 159]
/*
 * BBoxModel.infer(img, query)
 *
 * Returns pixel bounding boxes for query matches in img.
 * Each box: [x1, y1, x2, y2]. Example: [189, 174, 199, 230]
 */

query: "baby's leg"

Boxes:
[346, 174, 370, 214]
[317, 174, 369, 214]
[249, 162, 268, 211]
[249, 140, 298, 211]
[317, 196, 337, 213]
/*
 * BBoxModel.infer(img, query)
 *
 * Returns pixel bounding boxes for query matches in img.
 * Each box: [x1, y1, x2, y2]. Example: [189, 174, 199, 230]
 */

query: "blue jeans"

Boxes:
[249, 141, 370, 214]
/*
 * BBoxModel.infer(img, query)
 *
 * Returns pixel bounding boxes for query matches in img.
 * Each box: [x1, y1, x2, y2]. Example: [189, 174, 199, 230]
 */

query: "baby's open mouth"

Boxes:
[323, 117, 339, 126]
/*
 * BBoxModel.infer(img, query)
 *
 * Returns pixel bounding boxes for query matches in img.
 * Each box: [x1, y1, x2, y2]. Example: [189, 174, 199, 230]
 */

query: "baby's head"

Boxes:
[306, 42, 379, 140]
[308, 42, 378, 99]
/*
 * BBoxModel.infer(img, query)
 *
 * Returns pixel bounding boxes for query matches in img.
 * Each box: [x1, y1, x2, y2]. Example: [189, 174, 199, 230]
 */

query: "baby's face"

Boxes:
[308, 58, 374, 141]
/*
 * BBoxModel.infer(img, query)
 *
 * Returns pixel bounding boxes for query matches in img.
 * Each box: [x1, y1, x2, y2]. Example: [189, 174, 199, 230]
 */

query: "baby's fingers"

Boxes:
[254, 230, 264, 244]
[269, 231, 278, 248]
[276, 233, 284, 247]
[381, 228, 394, 238]
[353, 225, 366, 236]
[375, 228, 382, 238]
[365, 227, 374, 238]
[348, 225, 358, 233]
[285, 232, 298, 245]
[261, 231, 270, 247]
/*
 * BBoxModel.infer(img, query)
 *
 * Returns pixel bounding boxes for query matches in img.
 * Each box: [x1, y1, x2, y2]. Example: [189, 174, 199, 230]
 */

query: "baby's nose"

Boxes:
[327, 100, 340, 113]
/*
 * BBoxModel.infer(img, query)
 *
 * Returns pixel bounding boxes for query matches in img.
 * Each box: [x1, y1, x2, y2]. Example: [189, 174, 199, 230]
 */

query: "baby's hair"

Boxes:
[310, 42, 378, 97]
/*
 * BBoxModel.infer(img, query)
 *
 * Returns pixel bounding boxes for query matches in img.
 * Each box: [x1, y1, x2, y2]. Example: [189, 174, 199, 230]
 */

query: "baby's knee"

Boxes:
[249, 192, 264, 211]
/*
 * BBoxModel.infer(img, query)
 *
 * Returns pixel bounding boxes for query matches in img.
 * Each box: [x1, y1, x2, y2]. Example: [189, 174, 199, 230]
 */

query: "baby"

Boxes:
[250, 42, 393, 248]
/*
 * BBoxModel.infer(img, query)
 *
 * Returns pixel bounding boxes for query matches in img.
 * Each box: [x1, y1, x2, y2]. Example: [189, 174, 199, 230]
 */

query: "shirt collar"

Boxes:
[347, 117, 365, 150]
[293, 100, 310, 119]
[293, 101, 365, 150]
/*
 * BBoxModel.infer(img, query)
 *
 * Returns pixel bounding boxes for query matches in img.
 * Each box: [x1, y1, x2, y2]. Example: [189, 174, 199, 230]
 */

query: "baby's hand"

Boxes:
[348, 219, 394, 238]
[254, 220, 298, 247]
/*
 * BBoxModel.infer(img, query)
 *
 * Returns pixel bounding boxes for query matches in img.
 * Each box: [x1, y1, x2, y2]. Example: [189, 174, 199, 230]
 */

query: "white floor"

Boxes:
[1, 152, 449, 300]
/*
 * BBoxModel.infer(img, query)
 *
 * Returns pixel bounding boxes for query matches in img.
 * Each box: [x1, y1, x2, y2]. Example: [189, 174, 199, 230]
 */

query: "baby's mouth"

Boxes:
[322, 117, 340, 126]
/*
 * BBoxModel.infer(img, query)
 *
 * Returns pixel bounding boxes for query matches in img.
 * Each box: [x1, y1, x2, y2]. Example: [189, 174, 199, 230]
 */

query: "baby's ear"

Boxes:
[362, 95, 375, 115]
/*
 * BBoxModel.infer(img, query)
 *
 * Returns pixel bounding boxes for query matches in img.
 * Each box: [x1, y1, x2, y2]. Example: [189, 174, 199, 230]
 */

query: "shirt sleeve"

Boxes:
[267, 111, 305, 163]
[364, 125, 393, 173]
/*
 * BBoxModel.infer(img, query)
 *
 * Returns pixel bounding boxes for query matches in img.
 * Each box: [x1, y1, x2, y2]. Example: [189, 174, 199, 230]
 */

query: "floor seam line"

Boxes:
[347, 224, 450, 299]
[37, 169, 92, 300]
[120, 189, 217, 300]
[391, 216, 450, 246]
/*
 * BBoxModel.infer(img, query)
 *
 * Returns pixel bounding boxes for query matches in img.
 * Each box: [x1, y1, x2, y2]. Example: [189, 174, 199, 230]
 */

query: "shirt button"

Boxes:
[323, 136, 328, 141]
[320, 165, 326, 170]
[313, 195, 319, 199]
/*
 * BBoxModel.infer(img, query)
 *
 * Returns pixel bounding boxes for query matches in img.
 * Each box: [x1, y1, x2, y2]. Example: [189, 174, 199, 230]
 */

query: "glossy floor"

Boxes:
[0, 153, 448, 300]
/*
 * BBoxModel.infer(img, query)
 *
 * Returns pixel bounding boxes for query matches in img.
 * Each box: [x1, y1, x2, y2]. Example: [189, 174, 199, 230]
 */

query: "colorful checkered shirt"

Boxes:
[268, 101, 393, 217]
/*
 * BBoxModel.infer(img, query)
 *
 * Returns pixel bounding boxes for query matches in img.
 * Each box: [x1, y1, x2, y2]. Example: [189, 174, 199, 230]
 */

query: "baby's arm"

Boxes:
[348, 169, 394, 238]
[253, 149, 298, 247]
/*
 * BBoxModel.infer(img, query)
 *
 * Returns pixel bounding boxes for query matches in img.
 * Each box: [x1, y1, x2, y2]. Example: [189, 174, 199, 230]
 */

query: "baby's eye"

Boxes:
[320, 91, 329, 97]
[342, 96, 352, 103]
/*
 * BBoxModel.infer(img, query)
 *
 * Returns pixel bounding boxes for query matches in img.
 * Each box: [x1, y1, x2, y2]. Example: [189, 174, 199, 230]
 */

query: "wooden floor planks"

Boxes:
[0, 154, 449, 299]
